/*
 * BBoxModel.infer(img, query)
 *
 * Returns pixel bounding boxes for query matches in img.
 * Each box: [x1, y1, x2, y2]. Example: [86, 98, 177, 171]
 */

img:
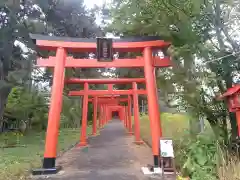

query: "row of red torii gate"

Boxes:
[30, 34, 172, 175]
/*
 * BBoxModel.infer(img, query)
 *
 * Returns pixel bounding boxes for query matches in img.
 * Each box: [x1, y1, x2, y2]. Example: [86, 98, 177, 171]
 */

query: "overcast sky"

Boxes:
[84, 0, 105, 9]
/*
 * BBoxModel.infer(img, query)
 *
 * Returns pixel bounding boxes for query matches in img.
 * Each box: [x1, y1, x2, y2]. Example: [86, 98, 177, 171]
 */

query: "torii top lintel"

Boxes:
[30, 34, 171, 52]
[65, 78, 145, 84]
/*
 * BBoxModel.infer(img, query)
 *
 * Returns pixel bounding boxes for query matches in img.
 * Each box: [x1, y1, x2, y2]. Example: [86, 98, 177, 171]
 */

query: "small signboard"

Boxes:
[97, 38, 113, 62]
[160, 139, 174, 157]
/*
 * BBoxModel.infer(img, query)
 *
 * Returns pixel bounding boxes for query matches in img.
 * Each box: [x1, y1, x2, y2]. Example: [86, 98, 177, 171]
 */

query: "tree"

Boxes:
[0, 0, 44, 130]
[0, 0, 103, 130]
[107, 0, 240, 140]
[4, 85, 48, 131]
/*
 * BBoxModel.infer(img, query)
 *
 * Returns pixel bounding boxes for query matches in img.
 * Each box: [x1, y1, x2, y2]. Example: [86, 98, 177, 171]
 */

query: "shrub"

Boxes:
[179, 132, 218, 180]
[139, 113, 219, 180]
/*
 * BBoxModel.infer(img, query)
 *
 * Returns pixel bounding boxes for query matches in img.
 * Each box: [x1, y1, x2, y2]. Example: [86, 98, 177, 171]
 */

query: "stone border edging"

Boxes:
[57, 141, 79, 158]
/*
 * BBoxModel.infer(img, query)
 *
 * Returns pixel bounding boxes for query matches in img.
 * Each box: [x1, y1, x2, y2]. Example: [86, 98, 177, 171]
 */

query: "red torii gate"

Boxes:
[91, 97, 130, 131]
[66, 77, 145, 136]
[89, 97, 128, 127]
[68, 81, 145, 146]
[30, 34, 171, 175]
[89, 97, 128, 136]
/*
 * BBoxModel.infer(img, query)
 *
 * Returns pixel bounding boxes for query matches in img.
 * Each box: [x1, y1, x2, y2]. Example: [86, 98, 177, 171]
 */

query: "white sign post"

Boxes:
[159, 139, 176, 176]
[160, 139, 174, 158]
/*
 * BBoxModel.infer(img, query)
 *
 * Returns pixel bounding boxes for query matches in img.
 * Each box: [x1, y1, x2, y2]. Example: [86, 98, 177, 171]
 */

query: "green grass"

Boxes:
[139, 113, 190, 145]
[0, 127, 92, 180]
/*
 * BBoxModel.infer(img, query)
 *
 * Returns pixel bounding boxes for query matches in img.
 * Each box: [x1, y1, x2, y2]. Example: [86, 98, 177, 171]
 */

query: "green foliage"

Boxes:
[179, 133, 218, 179]
[61, 96, 82, 128]
[139, 113, 220, 179]
[5, 86, 48, 130]
[107, 0, 240, 140]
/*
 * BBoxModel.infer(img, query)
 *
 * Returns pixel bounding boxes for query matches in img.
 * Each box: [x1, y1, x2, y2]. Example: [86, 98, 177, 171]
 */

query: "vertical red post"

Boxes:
[99, 105, 103, 128]
[106, 105, 108, 123]
[92, 96, 98, 136]
[110, 109, 113, 120]
[128, 95, 133, 135]
[143, 47, 161, 167]
[105, 105, 108, 123]
[119, 108, 122, 121]
[132, 82, 142, 144]
[106, 105, 109, 122]
[107, 107, 111, 121]
[123, 107, 126, 128]
[108, 84, 113, 91]
[126, 106, 129, 130]
[236, 111, 240, 137]
[125, 106, 128, 129]
[120, 108, 124, 121]
[108, 106, 111, 122]
[78, 82, 89, 147]
[119, 109, 121, 121]
[103, 104, 106, 126]
[43, 47, 66, 170]
[101, 105, 104, 128]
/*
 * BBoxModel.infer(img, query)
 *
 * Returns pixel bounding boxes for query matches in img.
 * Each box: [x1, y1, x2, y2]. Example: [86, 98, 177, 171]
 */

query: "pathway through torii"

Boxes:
[33, 120, 155, 180]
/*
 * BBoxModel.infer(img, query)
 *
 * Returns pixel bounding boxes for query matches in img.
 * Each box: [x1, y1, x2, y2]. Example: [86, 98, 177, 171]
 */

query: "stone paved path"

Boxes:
[33, 119, 165, 180]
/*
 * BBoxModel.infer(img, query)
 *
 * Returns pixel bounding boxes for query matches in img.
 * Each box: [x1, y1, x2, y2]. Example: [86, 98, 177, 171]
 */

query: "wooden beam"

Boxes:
[68, 90, 146, 96]
[65, 78, 146, 84]
[30, 34, 171, 52]
[36, 57, 171, 68]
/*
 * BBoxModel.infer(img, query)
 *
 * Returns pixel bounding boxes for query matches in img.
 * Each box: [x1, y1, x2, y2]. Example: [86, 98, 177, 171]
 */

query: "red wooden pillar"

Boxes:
[126, 106, 129, 130]
[99, 105, 103, 128]
[107, 107, 111, 121]
[132, 82, 142, 144]
[118, 109, 120, 120]
[120, 107, 124, 121]
[123, 107, 126, 128]
[128, 95, 133, 135]
[124, 106, 128, 129]
[109, 109, 113, 120]
[107, 106, 110, 122]
[92, 96, 98, 136]
[105, 105, 108, 123]
[103, 104, 106, 126]
[236, 111, 240, 137]
[42, 47, 66, 170]
[143, 47, 162, 167]
[119, 108, 122, 121]
[78, 82, 89, 147]
[102, 104, 105, 126]
[101, 105, 104, 126]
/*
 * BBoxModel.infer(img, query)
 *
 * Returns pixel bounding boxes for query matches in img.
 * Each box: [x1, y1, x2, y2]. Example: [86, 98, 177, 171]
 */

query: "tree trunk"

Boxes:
[213, 0, 237, 139]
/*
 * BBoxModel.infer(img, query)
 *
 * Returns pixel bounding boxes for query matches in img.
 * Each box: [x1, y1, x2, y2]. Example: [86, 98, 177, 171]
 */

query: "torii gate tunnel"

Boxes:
[30, 34, 171, 174]
[67, 79, 146, 147]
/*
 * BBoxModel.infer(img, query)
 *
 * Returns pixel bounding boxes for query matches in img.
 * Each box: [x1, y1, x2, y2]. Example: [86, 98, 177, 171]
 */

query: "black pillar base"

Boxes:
[153, 155, 159, 167]
[32, 158, 62, 175]
[32, 166, 62, 175]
